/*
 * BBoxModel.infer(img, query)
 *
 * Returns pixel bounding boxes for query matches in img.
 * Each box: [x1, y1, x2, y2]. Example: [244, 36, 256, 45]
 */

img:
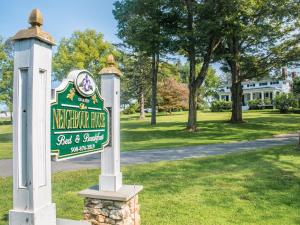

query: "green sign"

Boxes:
[51, 70, 109, 160]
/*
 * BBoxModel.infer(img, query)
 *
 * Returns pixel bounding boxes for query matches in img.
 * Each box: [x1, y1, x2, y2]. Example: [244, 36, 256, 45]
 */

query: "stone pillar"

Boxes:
[9, 9, 56, 225]
[79, 55, 143, 225]
[81, 185, 142, 225]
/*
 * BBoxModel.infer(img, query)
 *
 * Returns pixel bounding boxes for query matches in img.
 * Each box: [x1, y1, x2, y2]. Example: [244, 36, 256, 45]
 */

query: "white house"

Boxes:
[217, 70, 298, 110]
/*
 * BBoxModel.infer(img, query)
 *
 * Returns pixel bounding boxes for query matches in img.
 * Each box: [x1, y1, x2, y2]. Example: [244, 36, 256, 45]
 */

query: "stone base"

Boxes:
[79, 185, 143, 225]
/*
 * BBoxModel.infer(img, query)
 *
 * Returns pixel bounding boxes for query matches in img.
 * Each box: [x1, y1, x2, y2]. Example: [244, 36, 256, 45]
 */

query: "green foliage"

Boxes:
[216, 0, 300, 121]
[119, 52, 151, 106]
[292, 77, 300, 95]
[114, 0, 169, 125]
[198, 67, 221, 107]
[292, 77, 300, 106]
[123, 103, 139, 115]
[263, 98, 272, 106]
[248, 100, 263, 110]
[0, 124, 12, 159]
[0, 37, 13, 117]
[53, 29, 116, 81]
[274, 93, 298, 113]
[211, 100, 232, 112]
[113, 0, 167, 56]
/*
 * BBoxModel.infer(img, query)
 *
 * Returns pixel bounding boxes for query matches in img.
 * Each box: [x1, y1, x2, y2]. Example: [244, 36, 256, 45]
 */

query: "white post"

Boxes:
[99, 55, 123, 192]
[250, 92, 253, 101]
[261, 91, 264, 101]
[9, 9, 56, 225]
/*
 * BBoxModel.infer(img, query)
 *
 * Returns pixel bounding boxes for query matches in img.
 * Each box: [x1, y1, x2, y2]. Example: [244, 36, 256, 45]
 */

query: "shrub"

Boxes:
[274, 93, 298, 113]
[263, 98, 272, 106]
[123, 103, 139, 114]
[248, 99, 263, 110]
[211, 100, 232, 112]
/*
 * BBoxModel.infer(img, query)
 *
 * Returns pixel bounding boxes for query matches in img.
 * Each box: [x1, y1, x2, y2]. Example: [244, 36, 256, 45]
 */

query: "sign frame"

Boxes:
[51, 70, 110, 161]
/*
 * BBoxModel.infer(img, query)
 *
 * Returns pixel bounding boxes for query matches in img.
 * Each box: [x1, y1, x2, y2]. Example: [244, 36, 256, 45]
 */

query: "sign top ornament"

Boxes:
[75, 71, 97, 97]
[11, 8, 55, 45]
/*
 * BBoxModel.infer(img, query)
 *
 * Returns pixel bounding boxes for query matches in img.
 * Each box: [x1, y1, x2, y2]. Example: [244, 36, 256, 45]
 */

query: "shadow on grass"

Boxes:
[0, 121, 11, 126]
[121, 115, 298, 150]
[1, 213, 8, 223]
[124, 146, 300, 202]
[0, 133, 12, 142]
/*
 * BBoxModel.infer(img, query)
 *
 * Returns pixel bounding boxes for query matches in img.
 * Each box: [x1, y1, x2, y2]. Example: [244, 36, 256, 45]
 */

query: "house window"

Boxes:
[247, 83, 255, 87]
[259, 82, 268, 86]
[270, 81, 279, 85]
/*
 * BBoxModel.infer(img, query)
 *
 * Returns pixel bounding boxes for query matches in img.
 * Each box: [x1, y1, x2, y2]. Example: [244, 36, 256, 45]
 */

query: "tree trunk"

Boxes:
[185, 0, 198, 131]
[228, 36, 243, 123]
[230, 82, 243, 122]
[151, 53, 159, 125]
[187, 48, 197, 131]
[187, 85, 197, 131]
[139, 88, 145, 120]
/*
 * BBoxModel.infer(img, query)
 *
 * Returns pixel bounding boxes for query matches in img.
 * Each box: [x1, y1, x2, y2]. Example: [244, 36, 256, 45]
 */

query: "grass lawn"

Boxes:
[0, 124, 12, 160]
[0, 145, 300, 225]
[121, 110, 300, 151]
[0, 110, 300, 159]
[0, 111, 300, 159]
[1, 144, 300, 225]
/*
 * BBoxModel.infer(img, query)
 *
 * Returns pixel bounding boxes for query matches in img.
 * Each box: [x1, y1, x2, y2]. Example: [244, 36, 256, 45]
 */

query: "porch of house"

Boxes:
[219, 88, 282, 110]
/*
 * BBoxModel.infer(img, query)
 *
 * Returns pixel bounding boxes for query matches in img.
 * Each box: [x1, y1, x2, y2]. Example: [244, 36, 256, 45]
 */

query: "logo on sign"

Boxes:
[75, 71, 96, 97]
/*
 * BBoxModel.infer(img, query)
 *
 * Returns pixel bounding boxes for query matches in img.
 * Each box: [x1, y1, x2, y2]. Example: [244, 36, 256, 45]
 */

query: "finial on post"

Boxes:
[11, 8, 55, 46]
[107, 54, 116, 66]
[99, 54, 122, 76]
[28, 9, 43, 27]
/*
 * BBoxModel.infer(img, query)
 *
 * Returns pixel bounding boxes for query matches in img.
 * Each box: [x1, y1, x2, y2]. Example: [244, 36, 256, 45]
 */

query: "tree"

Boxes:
[178, 62, 220, 108]
[292, 77, 300, 106]
[0, 37, 13, 121]
[274, 93, 298, 113]
[216, 0, 300, 122]
[163, 0, 222, 131]
[158, 77, 188, 112]
[119, 52, 152, 119]
[114, 0, 169, 125]
[198, 67, 220, 107]
[53, 29, 116, 81]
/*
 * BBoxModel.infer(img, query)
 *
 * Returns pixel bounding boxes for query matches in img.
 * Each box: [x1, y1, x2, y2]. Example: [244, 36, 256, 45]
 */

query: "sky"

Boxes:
[0, 0, 120, 44]
[0, 0, 120, 111]
[0, 0, 224, 111]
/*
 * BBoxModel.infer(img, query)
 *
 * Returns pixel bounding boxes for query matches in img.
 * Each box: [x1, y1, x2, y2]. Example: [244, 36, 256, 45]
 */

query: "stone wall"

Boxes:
[83, 195, 140, 225]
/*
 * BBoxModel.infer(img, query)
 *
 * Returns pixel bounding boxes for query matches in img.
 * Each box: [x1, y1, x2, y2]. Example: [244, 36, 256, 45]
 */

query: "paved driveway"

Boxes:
[0, 134, 298, 177]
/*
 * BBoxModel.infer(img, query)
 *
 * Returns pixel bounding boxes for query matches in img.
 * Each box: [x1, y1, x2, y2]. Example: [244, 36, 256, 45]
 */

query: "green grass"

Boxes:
[1, 144, 300, 225]
[0, 110, 300, 159]
[121, 110, 300, 150]
[0, 124, 12, 160]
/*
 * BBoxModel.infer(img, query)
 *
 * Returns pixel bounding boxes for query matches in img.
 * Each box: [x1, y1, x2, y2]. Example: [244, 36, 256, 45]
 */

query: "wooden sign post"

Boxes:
[9, 9, 56, 225]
